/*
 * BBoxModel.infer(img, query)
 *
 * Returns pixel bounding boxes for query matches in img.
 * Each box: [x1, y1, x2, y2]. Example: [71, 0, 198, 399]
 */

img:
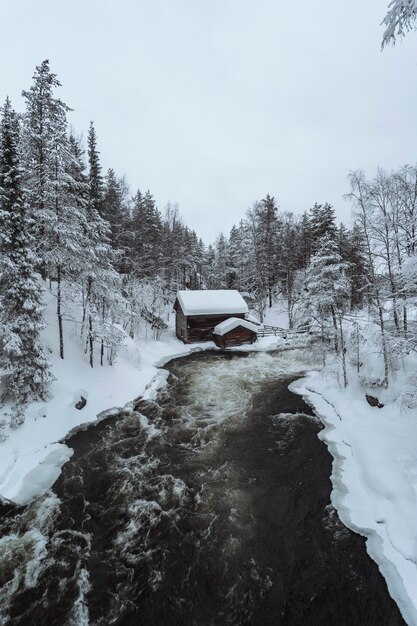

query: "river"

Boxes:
[0, 349, 405, 625]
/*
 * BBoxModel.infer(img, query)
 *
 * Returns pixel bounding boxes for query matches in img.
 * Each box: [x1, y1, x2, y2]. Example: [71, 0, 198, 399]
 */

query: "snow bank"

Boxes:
[290, 371, 417, 626]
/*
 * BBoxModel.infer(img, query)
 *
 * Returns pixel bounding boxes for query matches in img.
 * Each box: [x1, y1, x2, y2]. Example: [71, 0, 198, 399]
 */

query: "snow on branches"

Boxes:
[382, 0, 417, 46]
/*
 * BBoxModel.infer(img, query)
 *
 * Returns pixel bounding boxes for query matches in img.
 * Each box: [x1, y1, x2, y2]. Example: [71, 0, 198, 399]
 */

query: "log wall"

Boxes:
[214, 327, 257, 349]
[174, 300, 246, 343]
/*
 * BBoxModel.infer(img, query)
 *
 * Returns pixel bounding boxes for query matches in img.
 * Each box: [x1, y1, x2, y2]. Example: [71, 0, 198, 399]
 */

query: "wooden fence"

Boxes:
[256, 325, 310, 338]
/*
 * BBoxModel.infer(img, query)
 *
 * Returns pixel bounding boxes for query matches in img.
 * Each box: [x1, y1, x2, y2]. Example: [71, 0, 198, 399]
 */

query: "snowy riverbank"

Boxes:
[0, 330, 219, 506]
[291, 369, 417, 626]
[0, 297, 287, 507]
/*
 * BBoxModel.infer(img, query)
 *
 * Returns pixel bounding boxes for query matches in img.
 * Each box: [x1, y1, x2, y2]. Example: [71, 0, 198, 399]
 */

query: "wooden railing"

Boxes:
[139, 307, 168, 331]
[257, 325, 310, 338]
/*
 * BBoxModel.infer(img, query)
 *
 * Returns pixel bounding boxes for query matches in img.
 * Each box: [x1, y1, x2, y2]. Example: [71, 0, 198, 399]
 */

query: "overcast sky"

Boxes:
[1, 0, 417, 242]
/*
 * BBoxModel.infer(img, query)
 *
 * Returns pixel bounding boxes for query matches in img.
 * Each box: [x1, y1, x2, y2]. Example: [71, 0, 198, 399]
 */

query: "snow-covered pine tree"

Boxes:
[87, 121, 104, 214]
[258, 195, 280, 308]
[0, 97, 52, 419]
[299, 211, 312, 269]
[304, 233, 351, 385]
[346, 224, 369, 309]
[131, 190, 163, 279]
[212, 233, 230, 288]
[21, 60, 89, 360]
[309, 202, 337, 254]
[102, 168, 127, 254]
[245, 197, 280, 319]
[276, 212, 304, 328]
[84, 130, 123, 367]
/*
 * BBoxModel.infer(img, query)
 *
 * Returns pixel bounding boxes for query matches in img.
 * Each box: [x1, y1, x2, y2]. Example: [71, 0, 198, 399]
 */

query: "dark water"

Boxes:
[0, 350, 405, 625]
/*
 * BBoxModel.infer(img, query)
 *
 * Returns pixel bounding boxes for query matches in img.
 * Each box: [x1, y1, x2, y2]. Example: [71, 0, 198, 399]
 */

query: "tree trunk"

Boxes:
[330, 305, 339, 354]
[89, 315, 94, 368]
[100, 298, 105, 366]
[338, 315, 347, 387]
[57, 264, 64, 359]
[377, 301, 389, 388]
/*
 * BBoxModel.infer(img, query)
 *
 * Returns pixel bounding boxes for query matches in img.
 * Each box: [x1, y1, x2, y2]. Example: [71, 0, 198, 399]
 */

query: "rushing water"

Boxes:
[0, 349, 405, 625]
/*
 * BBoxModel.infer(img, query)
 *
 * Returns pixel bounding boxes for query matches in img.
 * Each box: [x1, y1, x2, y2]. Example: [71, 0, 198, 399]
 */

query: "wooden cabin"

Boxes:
[213, 317, 258, 349]
[174, 290, 249, 343]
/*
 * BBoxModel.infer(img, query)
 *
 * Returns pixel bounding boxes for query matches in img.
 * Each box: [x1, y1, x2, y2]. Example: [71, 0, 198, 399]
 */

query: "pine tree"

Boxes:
[305, 233, 351, 381]
[309, 202, 337, 253]
[101, 168, 131, 260]
[213, 233, 230, 288]
[299, 211, 312, 268]
[131, 189, 162, 278]
[87, 121, 103, 215]
[84, 130, 120, 368]
[277, 212, 304, 328]
[0, 97, 52, 417]
[346, 224, 369, 309]
[21, 60, 89, 359]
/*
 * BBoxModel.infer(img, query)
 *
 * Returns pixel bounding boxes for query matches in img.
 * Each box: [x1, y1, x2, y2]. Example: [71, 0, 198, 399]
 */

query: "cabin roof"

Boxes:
[176, 290, 249, 316]
[213, 317, 258, 336]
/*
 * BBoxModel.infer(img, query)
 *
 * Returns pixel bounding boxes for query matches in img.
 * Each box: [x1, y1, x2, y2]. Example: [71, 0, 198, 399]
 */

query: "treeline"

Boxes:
[0, 60, 208, 418]
[1, 60, 416, 417]
[203, 198, 366, 326]
[208, 169, 417, 391]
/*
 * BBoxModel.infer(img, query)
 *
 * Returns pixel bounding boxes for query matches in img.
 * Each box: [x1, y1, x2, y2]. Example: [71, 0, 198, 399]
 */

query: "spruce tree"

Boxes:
[87, 121, 103, 215]
[131, 189, 162, 278]
[309, 202, 337, 253]
[21, 60, 88, 359]
[305, 233, 351, 378]
[84, 127, 120, 367]
[0, 97, 52, 417]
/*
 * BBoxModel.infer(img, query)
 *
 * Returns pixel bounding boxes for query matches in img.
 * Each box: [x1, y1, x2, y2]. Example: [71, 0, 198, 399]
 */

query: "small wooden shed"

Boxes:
[213, 317, 258, 349]
[174, 290, 249, 343]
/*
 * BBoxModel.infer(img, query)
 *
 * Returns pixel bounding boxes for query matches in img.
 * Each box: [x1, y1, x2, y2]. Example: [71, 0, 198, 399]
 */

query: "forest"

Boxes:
[1, 60, 417, 420]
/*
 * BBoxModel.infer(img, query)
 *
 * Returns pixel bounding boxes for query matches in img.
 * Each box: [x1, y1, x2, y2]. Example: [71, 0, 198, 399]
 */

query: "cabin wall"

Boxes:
[214, 327, 257, 348]
[175, 311, 246, 343]
[186, 313, 245, 343]
[175, 307, 188, 342]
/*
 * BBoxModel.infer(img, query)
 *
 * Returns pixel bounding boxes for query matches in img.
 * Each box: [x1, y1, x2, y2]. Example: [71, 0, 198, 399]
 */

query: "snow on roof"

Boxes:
[244, 313, 261, 325]
[176, 290, 249, 316]
[213, 317, 258, 336]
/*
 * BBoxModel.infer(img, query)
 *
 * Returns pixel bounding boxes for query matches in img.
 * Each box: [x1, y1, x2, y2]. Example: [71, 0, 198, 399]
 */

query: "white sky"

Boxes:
[1, 0, 417, 243]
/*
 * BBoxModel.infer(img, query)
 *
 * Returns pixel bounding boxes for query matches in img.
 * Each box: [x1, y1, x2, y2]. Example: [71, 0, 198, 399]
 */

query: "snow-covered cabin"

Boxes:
[213, 317, 258, 349]
[174, 290, 249, 343]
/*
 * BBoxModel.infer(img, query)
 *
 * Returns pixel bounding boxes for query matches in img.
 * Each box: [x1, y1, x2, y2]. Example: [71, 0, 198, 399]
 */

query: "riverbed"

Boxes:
[0, 349, 404, 625]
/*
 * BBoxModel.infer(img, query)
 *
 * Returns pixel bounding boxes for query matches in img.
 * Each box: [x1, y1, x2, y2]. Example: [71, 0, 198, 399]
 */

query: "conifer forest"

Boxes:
[1, 60, 417, 415]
